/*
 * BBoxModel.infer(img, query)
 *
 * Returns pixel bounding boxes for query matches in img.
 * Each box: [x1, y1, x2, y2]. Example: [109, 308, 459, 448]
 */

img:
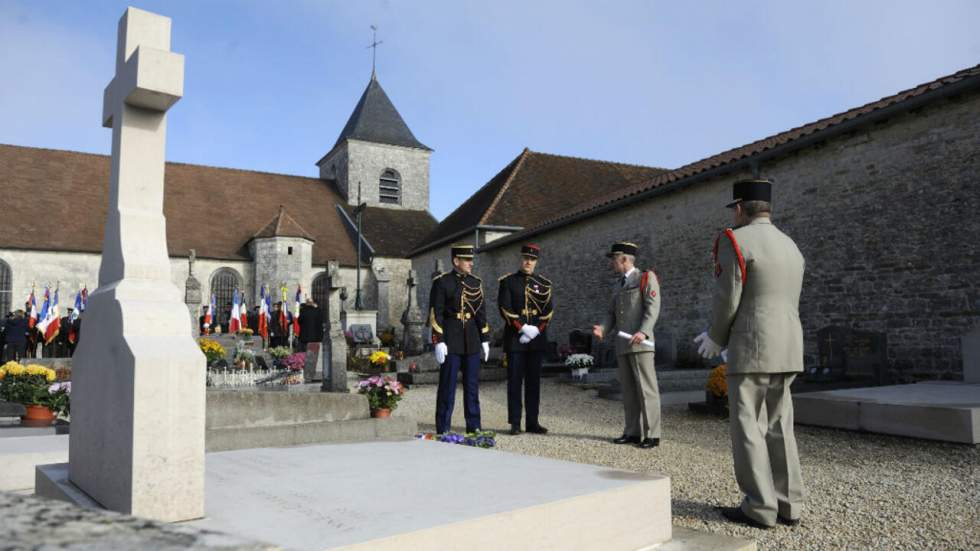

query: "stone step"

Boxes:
[206, 417, 417, 452]
[0, 435, 69, 492]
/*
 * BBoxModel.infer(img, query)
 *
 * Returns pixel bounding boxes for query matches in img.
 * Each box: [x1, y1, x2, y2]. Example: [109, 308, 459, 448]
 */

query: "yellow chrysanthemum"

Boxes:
[706, 364, 728, 398]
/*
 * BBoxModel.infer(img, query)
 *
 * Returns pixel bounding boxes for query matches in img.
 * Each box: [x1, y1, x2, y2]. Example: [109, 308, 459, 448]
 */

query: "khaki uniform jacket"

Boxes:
[599, 269, 661, 356]
[709, 218, 805, 374]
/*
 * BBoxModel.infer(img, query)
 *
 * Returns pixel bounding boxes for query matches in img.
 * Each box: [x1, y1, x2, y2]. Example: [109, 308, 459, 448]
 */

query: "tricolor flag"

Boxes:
[36, 287, 50, 333]
[203, 293, 214, 334]
[210, 294, 218, 333]
[293, 285, 302, 336]
[258, 286, 269, 339]
[27, 288, 38, 329]
[68, 290, 82, 344]
[44, 289, 60, 344]
[239, 294, 248, 332]
[80, 287, 88, 312]
[229, 289, 241, 334]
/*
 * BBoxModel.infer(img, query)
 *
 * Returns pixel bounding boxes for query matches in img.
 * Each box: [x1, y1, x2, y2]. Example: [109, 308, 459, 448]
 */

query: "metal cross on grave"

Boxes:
[98, 7, 184, 285]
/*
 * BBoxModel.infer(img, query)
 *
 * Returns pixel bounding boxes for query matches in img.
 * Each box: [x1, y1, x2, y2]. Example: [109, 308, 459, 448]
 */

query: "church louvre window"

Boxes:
[379, 168, 401, 204]
[0, 259, 10, 316]
[209, 268, 244, 329]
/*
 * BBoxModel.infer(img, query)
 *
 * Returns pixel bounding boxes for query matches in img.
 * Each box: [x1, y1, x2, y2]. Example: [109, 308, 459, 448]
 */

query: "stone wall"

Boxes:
[248, 237, 314, 307]
[319, 139, 430, 211]
[463, 91, 980, 381]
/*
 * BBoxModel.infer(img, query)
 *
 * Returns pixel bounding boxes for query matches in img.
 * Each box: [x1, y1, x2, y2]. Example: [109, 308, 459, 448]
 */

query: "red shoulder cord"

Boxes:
[713, 230, 747, 284]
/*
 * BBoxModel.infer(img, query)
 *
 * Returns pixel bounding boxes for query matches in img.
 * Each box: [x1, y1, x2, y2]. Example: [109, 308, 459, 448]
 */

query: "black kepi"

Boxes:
[727, 178, 772, 208]
[451, 244, 475, 259]
[606, 241, 638, 258]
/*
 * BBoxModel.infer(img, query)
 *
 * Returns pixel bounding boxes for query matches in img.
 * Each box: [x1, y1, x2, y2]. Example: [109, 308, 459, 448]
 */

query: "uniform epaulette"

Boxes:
[532, 273, 552, 285]
[498, 273, 511, 282]
[470, 274, 482, 282]
[432, 271, 447, 281]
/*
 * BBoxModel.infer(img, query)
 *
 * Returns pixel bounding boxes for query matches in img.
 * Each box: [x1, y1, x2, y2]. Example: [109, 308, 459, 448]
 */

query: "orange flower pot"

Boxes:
[21, 404, 56, 427]
[371, 408, 391, 418]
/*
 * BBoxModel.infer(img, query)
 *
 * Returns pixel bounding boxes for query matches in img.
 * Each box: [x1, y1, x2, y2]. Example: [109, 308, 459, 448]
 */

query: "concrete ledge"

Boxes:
[206, 389, 369, 428]
[662, 526, 756, 551]
[0, 435, 69, 492]
[206, 417, 417, 452]
[794, 382, 980, 444]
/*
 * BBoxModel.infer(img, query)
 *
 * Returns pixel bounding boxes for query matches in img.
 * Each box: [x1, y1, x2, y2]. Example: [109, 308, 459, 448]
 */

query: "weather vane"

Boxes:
[367, 25, 383, 77]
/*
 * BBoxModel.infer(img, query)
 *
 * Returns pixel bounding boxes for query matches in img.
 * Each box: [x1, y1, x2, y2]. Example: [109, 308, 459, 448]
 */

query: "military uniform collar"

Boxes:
[748, 217, 772, 226]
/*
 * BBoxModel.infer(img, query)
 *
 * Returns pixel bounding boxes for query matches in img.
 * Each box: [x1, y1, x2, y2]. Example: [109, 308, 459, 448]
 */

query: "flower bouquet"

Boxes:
[357, 375, 405, 417]
[282, 352, 306, 384]
[233, 347, 255, 370]
[704, 364, 729, 417]
[198, 338, 226, 366]
[415, 430, 496, 449]
[369, 350, 391, 371]
[565, 353, 594, 380]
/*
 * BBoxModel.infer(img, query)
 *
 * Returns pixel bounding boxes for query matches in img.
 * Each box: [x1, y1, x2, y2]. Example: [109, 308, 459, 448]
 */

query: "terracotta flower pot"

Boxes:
[21, 404, 56, 427]
[371, 408, 391, 419]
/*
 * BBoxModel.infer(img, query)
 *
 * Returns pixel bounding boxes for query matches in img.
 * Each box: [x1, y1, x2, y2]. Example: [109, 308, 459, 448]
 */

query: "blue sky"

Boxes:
[2, 1, 978, 220]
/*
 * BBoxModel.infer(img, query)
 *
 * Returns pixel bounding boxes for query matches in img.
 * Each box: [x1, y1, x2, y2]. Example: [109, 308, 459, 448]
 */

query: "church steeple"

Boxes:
[332, 76, 430, 151]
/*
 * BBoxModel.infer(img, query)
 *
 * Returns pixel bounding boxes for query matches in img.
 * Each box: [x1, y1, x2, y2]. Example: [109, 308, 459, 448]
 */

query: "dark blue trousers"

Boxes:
[435, 353, 481, 433]
[507, 351, 543, 427]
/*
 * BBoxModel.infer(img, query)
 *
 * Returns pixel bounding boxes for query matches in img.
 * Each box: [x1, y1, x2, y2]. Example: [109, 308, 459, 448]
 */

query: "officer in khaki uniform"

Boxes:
[592, 242, 662, 449]
[695, 179, 806, 529]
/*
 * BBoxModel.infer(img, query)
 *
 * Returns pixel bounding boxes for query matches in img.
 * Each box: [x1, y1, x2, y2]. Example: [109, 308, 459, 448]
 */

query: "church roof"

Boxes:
[338, 205, 437, 258]
[252, 206, 315, 241]
[332, 76, 430, 152]
[479, 63, 980, 251]
[410, 149, 667, 256]
[0, 144, 435, 266]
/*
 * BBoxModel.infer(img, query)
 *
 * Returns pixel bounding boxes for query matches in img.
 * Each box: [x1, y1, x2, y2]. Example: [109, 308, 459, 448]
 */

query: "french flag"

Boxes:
[229, 289, 241, 334]
[239, 294, 248, 332]
[80, 287, 88, 312]
[27, 289, 38, 329]
[279, 286, 289, 334]
[258, 286, 269, 339]
[68, 291, 82, 344]
[43, 289, 60, 344]
[36, 287, 50, 334]
[293, 285, 302, 336]
[203, 293, 213, 334]
[210, 294, 218, 333]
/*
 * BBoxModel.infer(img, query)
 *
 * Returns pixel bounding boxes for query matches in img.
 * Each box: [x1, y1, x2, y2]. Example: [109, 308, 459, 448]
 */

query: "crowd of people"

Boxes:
[0, 305, 81, 361]
[198, 299, 324, 352]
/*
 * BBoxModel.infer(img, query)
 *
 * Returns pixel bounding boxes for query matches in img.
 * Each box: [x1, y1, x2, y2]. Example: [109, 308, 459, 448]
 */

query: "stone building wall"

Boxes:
[470, 91, 980, 381]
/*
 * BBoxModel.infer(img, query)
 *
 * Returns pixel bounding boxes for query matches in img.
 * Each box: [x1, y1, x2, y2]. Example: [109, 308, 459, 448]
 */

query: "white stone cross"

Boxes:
[37, 7, 206, 524]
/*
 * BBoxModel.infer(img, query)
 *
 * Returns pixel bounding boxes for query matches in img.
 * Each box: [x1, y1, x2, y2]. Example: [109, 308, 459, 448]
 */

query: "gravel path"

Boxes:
[395, 379, 979, 551]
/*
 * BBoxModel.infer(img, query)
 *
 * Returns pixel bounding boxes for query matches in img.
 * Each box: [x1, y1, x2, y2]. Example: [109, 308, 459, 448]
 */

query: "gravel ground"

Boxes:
[395, 379, 979, 551]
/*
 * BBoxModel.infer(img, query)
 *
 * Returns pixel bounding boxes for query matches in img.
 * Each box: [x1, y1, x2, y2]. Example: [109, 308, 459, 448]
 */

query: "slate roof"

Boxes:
[0, 145, 434, 265]
[332, 76, 430, 152]
[411, 149, 666, 255]
[480, 64, 980, 250]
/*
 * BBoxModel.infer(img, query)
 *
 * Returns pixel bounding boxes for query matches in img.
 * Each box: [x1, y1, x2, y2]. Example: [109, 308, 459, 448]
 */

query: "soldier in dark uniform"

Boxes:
[428, 244, 491, 434]
[498, 244, 554, 435]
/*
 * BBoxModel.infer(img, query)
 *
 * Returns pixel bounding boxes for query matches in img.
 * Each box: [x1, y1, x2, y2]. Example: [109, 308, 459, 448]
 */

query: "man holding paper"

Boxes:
[592, 242, 662, 449]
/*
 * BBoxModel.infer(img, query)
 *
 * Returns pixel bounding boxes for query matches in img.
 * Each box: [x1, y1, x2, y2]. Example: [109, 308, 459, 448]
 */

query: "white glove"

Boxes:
[721, 348, 729, 363]
[520, 324, 540, 341]
[482, 342, 490, 362]
[694, 332, 723, 359]
[434, 342, 448, 364]
[519, 334, 531, 344]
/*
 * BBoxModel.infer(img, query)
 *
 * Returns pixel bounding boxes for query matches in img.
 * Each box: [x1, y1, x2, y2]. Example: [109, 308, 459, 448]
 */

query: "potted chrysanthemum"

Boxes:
[565, 353, 594, 380]
[0, 362, 69, 426]
[357, 375, 406, 418]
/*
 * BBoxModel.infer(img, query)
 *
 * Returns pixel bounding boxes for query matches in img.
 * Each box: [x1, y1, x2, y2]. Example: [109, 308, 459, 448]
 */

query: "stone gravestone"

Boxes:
[36, 7, 205, 522]
[811, 326, 887, 384]
[320, 261, 349, 392]
[962, 324, 980, 384]
[185, 249, 201, 337]
[400, 269, 425, 355]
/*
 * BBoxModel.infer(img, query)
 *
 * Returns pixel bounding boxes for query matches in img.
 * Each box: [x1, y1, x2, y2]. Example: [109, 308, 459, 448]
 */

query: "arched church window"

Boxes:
[209, 268, 243, 330]
[311, 272, 330, 310]
[0, 259, 11, 316]
[379, 168, 401, 205]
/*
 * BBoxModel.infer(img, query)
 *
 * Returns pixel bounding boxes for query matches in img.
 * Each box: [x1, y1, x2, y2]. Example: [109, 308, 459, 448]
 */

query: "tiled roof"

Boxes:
[411, 149, 666, 255]
[331, 76, 430, 152]
[482, 63, 980, 249]
[339, 205, 438, 258]
[253, 205, 315, 241]
[0, 144, 431, 265]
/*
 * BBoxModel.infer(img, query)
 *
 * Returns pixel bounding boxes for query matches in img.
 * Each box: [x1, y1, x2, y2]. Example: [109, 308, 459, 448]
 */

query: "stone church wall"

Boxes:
[471, 91, 980, 382]
[344, 140, 431, 211]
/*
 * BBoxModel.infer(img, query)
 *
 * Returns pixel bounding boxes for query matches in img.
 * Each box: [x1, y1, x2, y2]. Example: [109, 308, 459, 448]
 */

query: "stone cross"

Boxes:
[321, 261, 349, 392]
[401, 269, 425, 355]
[37, 7, 206, 523]
[188, 248, 196, 276]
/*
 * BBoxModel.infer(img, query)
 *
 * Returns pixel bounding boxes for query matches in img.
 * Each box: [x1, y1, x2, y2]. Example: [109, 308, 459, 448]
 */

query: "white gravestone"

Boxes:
[37, 7, 205, 522]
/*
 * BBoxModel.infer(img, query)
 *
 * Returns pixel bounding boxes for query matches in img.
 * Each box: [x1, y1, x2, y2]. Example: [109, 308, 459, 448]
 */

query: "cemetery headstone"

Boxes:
[811, 325, 887, 384]
[41, 7, 206, 522]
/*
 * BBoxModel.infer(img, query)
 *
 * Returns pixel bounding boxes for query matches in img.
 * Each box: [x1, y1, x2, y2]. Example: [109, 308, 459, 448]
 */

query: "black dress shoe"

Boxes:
[777, 515, 800, 527]
[612, 434, 640, 445]
[509, 424, 522, 435]
[636, 438, 660, 449]
[526, 424, 548, 434]
[716, 506, 772, 529]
